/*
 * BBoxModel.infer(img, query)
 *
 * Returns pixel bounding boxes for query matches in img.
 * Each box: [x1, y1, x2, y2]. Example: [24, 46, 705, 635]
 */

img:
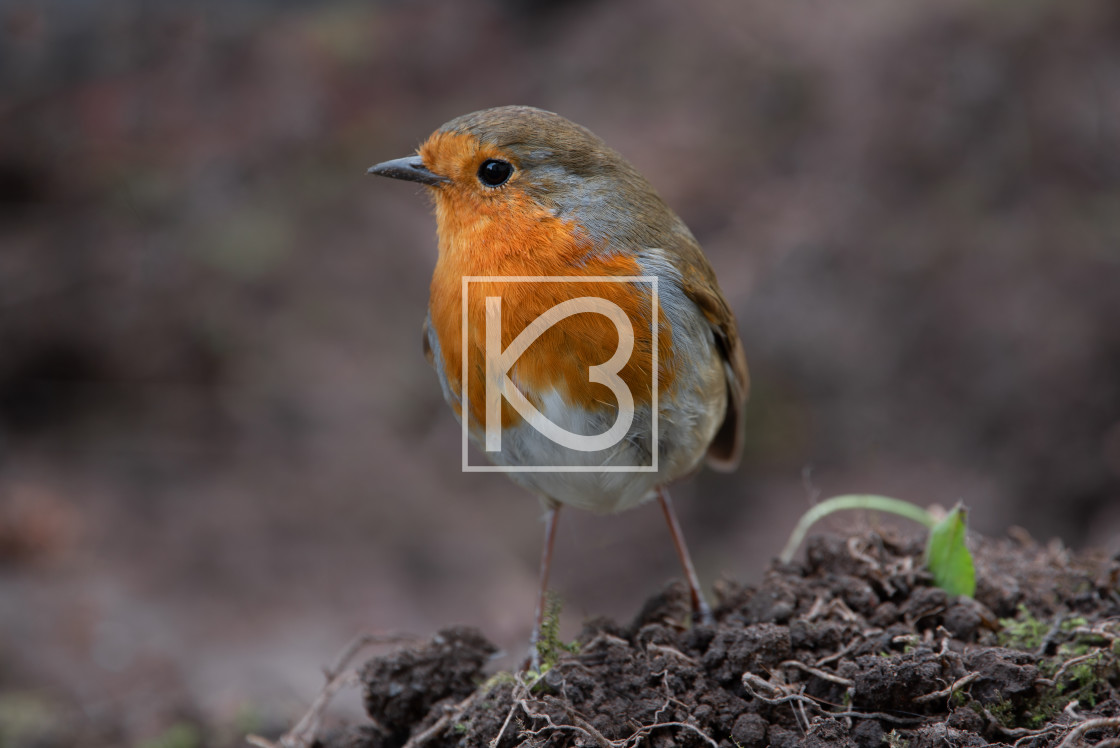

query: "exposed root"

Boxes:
[913, 671, 981, 704]
[404, 689, 489, 748]
[742, 671, 925, 726]
[781, 658, 856, 687]
[1039, 650, 1114, 688]
[1055, 717, 1120, 748]
[246, 632, 418, 748]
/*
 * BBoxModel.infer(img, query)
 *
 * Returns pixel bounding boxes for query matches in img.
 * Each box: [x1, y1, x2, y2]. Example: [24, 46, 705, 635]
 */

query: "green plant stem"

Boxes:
[779, 494, 936, 563]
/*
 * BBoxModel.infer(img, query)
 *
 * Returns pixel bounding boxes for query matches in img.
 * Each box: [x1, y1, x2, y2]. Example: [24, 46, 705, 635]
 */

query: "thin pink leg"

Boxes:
[658, 486, 714, 625]
[527, 505, 560, 669]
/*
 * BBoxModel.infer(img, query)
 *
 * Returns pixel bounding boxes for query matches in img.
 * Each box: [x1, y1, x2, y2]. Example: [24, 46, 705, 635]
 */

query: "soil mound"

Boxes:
[322, 531, 1120, 747]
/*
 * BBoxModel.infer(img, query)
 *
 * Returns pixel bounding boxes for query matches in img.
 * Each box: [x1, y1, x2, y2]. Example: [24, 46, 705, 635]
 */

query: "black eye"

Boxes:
[478, 159, 513, 187]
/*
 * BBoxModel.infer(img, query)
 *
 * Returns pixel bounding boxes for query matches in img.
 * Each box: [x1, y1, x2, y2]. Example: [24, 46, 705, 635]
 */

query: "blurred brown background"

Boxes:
[2, 0, 1119, 743]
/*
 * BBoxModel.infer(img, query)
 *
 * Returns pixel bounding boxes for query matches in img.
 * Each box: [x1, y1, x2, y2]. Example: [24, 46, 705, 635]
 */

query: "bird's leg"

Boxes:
[527, 504, 561, 671]
[657, 486, 714, 625]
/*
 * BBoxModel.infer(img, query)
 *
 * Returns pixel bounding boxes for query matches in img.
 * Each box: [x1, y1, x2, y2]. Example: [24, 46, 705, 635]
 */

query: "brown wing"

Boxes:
[421, 316, 435, 367]
[677, 246, 749, 472]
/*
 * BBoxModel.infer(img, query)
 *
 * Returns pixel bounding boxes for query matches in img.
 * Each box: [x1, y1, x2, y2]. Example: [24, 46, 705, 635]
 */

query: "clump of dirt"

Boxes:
[360, 628, 497, 745]
[322, 531, 1120, 748]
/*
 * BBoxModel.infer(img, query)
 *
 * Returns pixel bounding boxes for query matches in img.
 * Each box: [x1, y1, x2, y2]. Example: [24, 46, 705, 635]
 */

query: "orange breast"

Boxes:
[427, 187, 674, 433]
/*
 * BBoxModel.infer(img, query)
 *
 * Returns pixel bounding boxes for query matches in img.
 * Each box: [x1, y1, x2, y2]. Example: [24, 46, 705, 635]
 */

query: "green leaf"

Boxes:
[924, 503, 976, 597]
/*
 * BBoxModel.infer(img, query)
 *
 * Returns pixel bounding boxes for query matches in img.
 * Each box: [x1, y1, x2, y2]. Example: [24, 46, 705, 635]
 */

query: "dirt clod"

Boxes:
[964, 648, 1038, 704]
[328, 531, 1120, 747]
[358, 626, 496, 744]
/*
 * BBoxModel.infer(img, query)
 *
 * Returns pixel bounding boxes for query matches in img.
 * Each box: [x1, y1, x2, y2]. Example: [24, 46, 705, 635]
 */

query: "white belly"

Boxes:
[466, 334, 726, 515]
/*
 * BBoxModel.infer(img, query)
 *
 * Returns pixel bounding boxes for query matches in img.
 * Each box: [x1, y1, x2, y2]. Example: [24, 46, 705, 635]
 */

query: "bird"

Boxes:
[367, 106, 748, 664]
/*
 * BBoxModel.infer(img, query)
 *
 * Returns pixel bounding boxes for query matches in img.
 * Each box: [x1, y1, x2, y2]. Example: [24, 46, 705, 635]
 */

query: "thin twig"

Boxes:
[645, 642, 699, 665]
[1012, 728, 1062, 747]
[519, 720, 606, 746]
[406, 683, 511, 747]
[402, 709, 455, 748]
[246, 672, 359, 748]
[563, 710, 616, 748]
[581, 632, 631, 651]
[743, 672, 925, 726]
[245, 632, 420, 748]
[1070, 619, 1119, 644]
[981, 706, 1068, 739]
[815, 636, 863, 668]
[825, 709, 927, 726]
[327, 633, 419, 678]
[914, 671, 981, 704]
[806, 596, 862, 622]
[489, 673, 536, 748]
[745, 688, 819, 709]
[1037, 613, 1068, 656]
[543, 695, 614, 748]
[782, 659, 856, 687]
[1056, 718, 1120, 748]
[742, 671, 783, 695]
[848, 536, 883, 573]
[794, 696, 811, 734]
[1039, 651, 1109, 688]
[490, 698, 521, 748]
[517, 698, 611, 748]
[806, 596, 828, 620]
[623, 721, 719, 748]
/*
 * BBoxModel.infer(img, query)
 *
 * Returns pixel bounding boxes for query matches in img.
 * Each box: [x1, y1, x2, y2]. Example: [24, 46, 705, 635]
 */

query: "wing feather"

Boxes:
[675, 243, 749, 471]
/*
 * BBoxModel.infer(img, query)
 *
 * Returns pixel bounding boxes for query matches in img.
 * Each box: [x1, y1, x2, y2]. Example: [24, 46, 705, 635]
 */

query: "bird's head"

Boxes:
[368, 106, 683, 251]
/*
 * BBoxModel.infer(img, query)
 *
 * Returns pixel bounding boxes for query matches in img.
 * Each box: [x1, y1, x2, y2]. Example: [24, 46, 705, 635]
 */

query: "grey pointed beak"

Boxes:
[366, 155, 449, 186]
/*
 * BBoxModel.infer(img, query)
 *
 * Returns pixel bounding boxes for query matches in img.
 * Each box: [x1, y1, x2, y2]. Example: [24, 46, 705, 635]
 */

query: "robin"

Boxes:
[368, 106, 748, 663]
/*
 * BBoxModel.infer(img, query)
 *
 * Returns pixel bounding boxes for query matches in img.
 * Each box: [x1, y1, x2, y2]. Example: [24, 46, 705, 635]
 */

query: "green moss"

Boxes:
[997, 605, 1048, 651]
[986, 697, 1016, 728]
[535, 593, 580, 672]
[972, 694, 1052, 730]
[998, 609, 1098, 653]
[1064, 616, 1089, 631]
[1056, 651, 1112, 708]
[997, 646, 1117, 732]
